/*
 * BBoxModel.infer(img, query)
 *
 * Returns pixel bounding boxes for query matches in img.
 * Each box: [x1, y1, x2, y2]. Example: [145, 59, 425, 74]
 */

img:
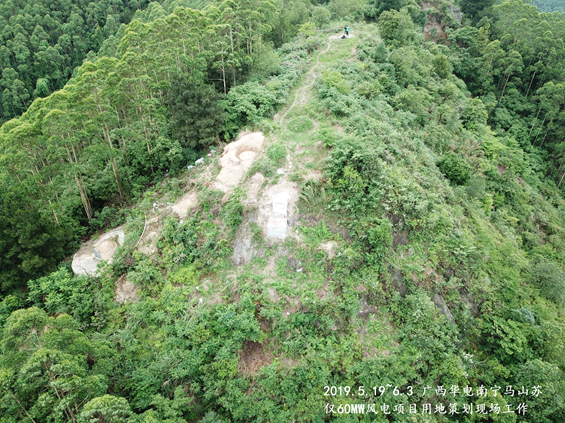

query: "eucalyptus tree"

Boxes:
[0, 308, 114, 422]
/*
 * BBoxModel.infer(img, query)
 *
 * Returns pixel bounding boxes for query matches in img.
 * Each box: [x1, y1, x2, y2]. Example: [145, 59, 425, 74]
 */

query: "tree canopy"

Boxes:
[0, 0, 153, 125]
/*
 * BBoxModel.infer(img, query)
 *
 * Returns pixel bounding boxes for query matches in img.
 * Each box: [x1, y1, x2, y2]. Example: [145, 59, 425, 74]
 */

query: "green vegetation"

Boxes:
[0, 0, 318, 291]
[532, 0, 565, 13]
[2, 0, 565, 421]
[0, 0, 152, 124]
[288, 116, 314, 133]
[166, 75, 226, 149]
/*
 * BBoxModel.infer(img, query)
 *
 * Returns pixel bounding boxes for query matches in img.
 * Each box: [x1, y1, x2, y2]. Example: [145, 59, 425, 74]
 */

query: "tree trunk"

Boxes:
[539, 118, 552, 148]
[533, 117, 546, 146]
[558, 170, 565, 189]
[102, 123, 126, 201]
[220, 57, 227, 94]
[529, 105, 542, 136]
[111, 158, 126, 201]
[49, 199, 60, 225]
[12, 394, 37, 423]
[75, 175, 93, 221]
[499, 74, 511, 100]
[525, 70, 536, 98]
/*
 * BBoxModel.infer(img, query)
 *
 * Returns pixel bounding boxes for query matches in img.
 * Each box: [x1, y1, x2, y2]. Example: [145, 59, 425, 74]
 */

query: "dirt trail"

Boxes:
[279, 35, 337, 125]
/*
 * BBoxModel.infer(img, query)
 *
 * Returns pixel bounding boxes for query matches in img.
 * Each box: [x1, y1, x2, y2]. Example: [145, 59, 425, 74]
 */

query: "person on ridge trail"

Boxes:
[346, 26, 349, 36]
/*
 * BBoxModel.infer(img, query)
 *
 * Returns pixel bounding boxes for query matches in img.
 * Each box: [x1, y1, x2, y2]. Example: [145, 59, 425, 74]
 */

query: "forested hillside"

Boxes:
[0, 0, 318, 291]
[1, 0, 565, 422]
[0, 0, 155, 124]
[532, 0, 565, 13]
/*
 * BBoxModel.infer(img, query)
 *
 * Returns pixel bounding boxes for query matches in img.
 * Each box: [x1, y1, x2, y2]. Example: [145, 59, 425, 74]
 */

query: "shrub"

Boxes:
[321, 70, 350, 94]
[514, 360, 565, 422]
[365, 218, 393, 267]
[168, 264, 200, 286]
[222, 82, 277, 138]
[356, 81, 382, 99]
[250, 42, 280, 77]
[27, 268, 93, 323]
[128, 254, 164, 289]
[378, 8, 416, 47]
[461, 98, 488, 130]
[433, 54, 453, 79]
[0, 295, 20, 328]
[312, 7, 331, 28]
[530, 259, 565, 304]
[325, 137, 386, 214]
[222, 188, 245, 229]
[364, 0, 405, 19]
[437, 152, 472, 185]
[266, 143, 287, 164]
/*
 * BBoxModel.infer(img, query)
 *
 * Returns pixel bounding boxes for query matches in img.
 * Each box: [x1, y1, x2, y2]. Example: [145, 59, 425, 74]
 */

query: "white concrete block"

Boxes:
[267, 216, 287, 239]
[272, 192, 289, 217]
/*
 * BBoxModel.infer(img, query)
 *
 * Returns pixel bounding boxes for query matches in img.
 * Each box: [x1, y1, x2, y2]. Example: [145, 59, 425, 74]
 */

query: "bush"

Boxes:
[461, 98, 488, 130]
[250, 42, 280, 77]
[365, 218, 393, 267]
[27, 268, 94, 325]
[168, 264, 200, 286]
[363, 0, 406, 19]
[433, 54, 453, 79]
[128, 254, 164, 289]
[312, 7, 331, 28]
[437, 151, 472, 185]
[222, 82, 277, 138]
[358, 41, 389, 63]
[378, 8, 416, 47]
[514, 360, 565, 422]
[0, 295, 20, 328]
[325, 137, 385, 213]
[222, 188, 245, 229]
[321, 70, 350, 94]
[530, 259, 565, 304]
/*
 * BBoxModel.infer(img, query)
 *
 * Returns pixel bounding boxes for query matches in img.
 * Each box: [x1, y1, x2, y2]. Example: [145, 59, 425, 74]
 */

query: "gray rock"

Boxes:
[433, 293, 455, 323]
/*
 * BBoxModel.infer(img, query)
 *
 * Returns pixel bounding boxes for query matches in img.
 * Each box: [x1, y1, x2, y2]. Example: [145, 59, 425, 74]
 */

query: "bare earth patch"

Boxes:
[115, 275, 138, 304]
[171, 191, 197, 217]
[320, 241, 337, 260]
[137, 216, 162, 256]
[238, 340, 274, 376]
[245, 172, 265, 202]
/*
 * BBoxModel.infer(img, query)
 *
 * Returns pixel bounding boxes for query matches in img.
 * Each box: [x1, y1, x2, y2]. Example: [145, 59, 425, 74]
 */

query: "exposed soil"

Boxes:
[245, 172, 265, 202]
[115, 275, 139, 304]
[238, 340, 274, 376]
[137, 216, 162, 256]
[171, 191, 197, 217]
[320, 241, 337, 259]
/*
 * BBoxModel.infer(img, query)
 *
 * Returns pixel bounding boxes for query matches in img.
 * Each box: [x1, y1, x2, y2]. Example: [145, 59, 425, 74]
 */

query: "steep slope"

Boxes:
[2, 7, 565, 423]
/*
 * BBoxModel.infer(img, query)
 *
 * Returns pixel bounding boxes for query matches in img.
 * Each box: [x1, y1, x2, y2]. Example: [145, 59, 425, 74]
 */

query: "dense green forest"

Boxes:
[532, 0, 565, 13]
[2, 0, 565, 421]
[0, 0, 156, 124]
